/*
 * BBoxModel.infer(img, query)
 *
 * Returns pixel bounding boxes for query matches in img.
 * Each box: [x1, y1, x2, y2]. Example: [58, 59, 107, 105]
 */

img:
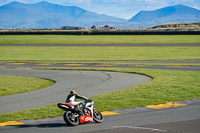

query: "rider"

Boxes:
[65, 90, 90, 115]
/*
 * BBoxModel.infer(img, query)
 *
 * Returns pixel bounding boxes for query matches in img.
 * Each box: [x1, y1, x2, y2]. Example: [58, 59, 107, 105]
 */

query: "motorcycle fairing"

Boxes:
[57, 103, 75, 111]
[79, 114, 93, 123]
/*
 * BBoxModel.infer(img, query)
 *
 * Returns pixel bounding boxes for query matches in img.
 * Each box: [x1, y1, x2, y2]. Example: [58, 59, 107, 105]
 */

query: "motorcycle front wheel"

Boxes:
[93, 109, 104, 123]
[63, 111, 79, 126]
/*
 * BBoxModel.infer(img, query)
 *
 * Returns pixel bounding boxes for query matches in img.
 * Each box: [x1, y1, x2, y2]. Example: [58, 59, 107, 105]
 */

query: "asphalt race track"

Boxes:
[1, 101, 200, 133]
[0, 68, 151, 114]
[0, 61, 200, 71]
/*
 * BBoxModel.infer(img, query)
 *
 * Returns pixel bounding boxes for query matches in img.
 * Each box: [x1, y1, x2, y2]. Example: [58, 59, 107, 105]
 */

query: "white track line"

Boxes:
[113, 126, 167, 132]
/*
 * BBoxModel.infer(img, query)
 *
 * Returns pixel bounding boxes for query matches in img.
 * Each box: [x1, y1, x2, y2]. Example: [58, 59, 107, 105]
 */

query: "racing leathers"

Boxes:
[65, 93, 90, 115]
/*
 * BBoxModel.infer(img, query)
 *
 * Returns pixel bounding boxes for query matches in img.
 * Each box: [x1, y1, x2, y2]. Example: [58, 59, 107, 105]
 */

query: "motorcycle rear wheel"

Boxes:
[63, 111, 79, 126]
[93, 109, 104, 123]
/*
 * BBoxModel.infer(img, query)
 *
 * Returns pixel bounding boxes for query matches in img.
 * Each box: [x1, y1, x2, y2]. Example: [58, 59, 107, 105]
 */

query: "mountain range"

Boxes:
[0, 1, 200, 29]
[0, 1, 125, 29]
[129, 4, 200, 26]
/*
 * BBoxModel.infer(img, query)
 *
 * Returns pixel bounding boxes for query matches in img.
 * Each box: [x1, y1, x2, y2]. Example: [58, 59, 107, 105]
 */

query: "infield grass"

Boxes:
[0, 35, 200, 44]
[0, 67, 200, 122]
[0, 76, 54, 96]
[0, 47, 200, 62]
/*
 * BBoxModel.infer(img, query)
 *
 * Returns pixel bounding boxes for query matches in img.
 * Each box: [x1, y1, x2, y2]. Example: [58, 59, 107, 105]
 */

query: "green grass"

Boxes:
[0, 46, 200, 62]
[0, 67, 200, 122]
[0, 35, 200, 44]
[0, 76, 54, 96]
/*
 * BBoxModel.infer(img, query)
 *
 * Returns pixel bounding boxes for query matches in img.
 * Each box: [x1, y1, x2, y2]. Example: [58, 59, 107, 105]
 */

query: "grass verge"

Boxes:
[0, 46, 200, 61]
[0, 76, 55, 96]
[0, 35, 200, 44]
[0, 67, 200, 122]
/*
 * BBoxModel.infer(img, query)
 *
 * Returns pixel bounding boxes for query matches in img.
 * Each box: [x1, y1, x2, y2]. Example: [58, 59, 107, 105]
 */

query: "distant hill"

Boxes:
[0, 1, 125, 29]
[149, 22, 200, 31]
[129, 4, 200, 26]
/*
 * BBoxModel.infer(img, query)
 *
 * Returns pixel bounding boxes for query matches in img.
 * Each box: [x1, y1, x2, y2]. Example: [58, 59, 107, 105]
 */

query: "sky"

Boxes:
[1, 0, 200, 19]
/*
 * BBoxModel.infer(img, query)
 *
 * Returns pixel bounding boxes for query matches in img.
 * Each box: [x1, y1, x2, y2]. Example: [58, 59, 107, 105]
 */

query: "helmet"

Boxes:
[70, 90, 77, 95]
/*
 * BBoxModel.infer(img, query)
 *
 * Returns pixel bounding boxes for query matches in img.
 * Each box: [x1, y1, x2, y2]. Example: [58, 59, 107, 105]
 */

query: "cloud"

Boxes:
[193, 6, 200, 10]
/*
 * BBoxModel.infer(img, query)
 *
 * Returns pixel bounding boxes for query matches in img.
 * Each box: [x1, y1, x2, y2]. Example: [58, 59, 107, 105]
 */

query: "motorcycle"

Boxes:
[57, 100, 103, 126]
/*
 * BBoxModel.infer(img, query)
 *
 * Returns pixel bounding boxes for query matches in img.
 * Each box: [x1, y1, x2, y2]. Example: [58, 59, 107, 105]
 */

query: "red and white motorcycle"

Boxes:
[57, 100, 103, 126]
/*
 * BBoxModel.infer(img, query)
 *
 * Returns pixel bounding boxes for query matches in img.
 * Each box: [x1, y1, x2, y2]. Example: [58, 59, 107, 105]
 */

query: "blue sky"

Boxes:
[1, 0, 200, 19]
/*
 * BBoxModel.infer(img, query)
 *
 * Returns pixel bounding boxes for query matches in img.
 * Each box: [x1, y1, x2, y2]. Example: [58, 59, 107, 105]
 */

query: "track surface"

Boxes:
[0, 62, 200, 71]
[1, 102, 199, 133]
[0, 68, 151, 114]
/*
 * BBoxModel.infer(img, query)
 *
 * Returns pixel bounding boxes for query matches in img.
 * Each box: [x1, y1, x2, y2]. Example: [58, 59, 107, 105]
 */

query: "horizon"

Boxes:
[1, 0, 200, 19]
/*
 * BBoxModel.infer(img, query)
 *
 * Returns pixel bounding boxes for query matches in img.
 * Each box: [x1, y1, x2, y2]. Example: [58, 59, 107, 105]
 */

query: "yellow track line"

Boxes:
[101, 111, 120, 116]
[8, 63, 26, 65]
[96, 64, 114, 67]
[37, 63, 52, 66]
[146, 102, 187, 109]
[64, 64, 83, 66]
[0, 121, 24, 127]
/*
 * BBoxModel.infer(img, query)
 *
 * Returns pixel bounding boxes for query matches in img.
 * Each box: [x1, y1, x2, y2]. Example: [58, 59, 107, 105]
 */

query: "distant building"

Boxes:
[99, 25, 115, 30]
[60, 26, 85, 30]
[91, 25, 97, 30]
